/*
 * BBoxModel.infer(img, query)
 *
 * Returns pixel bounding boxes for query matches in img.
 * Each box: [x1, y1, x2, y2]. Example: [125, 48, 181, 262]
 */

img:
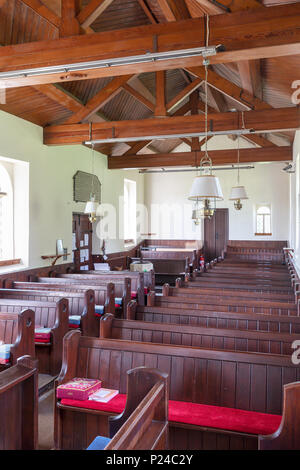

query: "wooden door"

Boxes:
[204, 208, 228, 262]
[215, 209, 229, 258]
[72, 213, 93, 271]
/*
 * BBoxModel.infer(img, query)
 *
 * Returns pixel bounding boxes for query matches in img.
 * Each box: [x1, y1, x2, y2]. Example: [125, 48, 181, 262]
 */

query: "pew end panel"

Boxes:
[0, 355, 38, 450]
[45, 298, 69, 376]
[0, 309, 35, 368]
[10, 309, 35, 365]
[259, 381, 300, 450]
[107, 366, 169, 450]
[126, 300, 137, 320]
[104, 283, 116, 317]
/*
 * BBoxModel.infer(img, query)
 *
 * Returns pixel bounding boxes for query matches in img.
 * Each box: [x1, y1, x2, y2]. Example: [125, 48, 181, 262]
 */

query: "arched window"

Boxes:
[0, 163, 14, 261]
[255, 205, 272, 236]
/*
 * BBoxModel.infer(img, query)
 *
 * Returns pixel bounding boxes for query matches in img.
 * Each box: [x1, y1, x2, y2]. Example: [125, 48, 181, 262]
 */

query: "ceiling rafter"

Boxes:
[157, 0, 191, 21]
[76, 0, 114, 29]
[166, 77, 203, 113]
[62, 74, 134, 124]
[137, 0, 158, 24]
[19, 0, 61, 28]
[60, 0, 82, 37]
[122, 83, 155, 112]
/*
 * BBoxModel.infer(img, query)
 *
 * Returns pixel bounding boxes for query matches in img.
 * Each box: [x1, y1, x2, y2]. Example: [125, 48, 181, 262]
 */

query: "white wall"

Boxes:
[0, 110, 144, 269]
[289, 130, 300, 274]
[144, 135, 290, 243]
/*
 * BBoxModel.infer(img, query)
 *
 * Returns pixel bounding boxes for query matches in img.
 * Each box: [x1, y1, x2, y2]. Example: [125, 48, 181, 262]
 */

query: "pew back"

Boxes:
[100, 314, 296, 356]
[0, 356, 38, 450]
[0, 310, 35, 367]
[60, 332, 299, 415]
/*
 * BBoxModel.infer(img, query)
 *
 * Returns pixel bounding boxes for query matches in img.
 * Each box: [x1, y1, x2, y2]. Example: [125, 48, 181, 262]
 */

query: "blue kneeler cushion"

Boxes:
[86, 436, 111, 450]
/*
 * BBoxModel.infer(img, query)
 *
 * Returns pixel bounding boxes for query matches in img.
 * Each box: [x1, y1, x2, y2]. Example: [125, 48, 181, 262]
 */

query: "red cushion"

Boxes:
[61, 394, 127, 414]
[60, 395, 281, 436]
[35, 338, 51, 344]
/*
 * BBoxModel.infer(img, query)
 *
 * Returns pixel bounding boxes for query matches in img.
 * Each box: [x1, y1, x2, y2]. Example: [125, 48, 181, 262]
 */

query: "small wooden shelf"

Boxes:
[41, 254, 70, 266]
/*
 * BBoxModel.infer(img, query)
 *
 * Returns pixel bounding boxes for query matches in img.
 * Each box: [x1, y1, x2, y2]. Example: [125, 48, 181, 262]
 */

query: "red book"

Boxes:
[57, 378, 102, 400]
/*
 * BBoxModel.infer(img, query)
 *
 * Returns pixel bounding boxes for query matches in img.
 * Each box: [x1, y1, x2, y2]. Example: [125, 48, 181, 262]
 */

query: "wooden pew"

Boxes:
[128, 256, 191, 286]
[174, 280, 295, 303]
[99, 313, 296, 356]
[81, 269, 156, 296]
[0, 309, 35, 369]
[0, 298, 68, 375]
[54, 330, 299, 450]
[155, 287, 297, 316]
[128, 302, 300, 334]
[0, 355, 38, 450]
[185, 279, 293, 294]
[47, 272, 148, 306]
[84, 367, 168, 450]
[5, 282, 116, 332]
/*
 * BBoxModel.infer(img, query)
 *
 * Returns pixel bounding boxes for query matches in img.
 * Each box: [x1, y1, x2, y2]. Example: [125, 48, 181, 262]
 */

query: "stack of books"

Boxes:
[57, 377, 118, 403]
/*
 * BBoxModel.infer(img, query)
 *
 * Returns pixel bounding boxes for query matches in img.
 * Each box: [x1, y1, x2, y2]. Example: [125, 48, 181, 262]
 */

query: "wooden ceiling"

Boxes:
[0, 0, 298, 168]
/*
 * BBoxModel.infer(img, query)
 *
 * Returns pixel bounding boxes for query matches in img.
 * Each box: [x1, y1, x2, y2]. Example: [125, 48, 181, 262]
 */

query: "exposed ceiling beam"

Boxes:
[60, 0, 81, 37]
[19, 0, 61, 28]
[137, 0, 158, 24]
[76, 0, 114, 29]
[43, 107, 300, 146]
[1, 5, 300, 88]
[107, 146, 293, 170]
[186, 66, 272, 111]
[122, 83, 155, 112]
[62, 74, 134, 124]
[166, 77, 203, 113]
[237, 60, 263, 99]
[157, 0, 191, 21]
[155, 71, 167, 117]
[32, 84, 84, 114]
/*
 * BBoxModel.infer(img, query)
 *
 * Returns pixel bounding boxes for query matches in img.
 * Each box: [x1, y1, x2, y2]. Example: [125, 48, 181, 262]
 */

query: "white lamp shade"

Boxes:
[188, 175, 224, 201]
[229, 185, 248, 200]
[84, 198, 99, 214]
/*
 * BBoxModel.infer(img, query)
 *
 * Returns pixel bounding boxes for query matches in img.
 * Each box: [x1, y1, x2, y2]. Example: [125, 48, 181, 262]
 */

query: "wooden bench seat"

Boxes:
[99, 313, 297, 355]
[0, 298, 68, 375]
[54, 330, 299, 450]
[0, 309, 35, 369]
[0, 355, 38, 450]
[130, 304, 300, 334]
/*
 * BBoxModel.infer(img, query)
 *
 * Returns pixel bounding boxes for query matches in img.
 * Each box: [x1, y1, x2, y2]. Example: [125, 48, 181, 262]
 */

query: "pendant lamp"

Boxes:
[188, 21, 223, 221]
[84, 143, 100, 223]
[229, 136, 248, 211]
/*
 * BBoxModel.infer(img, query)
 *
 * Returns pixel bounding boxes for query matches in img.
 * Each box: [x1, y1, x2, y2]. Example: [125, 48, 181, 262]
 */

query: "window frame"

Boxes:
[255, 204, 272, 236]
